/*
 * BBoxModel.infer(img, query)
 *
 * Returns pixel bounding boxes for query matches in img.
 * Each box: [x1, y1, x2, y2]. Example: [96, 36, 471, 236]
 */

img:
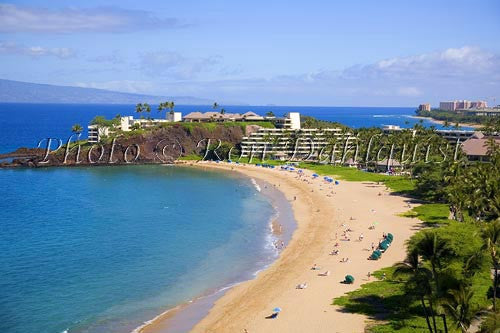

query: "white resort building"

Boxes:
[88, 112, 182, 143]
[87, 110, 300, 143]
[183, 111, 267, 122]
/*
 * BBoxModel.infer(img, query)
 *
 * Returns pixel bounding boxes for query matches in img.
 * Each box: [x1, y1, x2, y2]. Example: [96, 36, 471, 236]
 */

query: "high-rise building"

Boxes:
[470, 101, 488, 109]
[439, 101, 457, 111]
[439, 100, 487, 111]
[456, 100, 471, 109]
[418, 103, 431, 111]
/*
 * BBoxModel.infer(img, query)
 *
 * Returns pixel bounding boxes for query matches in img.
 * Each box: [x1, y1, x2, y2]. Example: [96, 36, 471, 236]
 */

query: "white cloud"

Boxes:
[75, 80, 155, 94]
[87, 50, 124, 64]
[139, 51, 221, 79]
[340, 46, 500, 80]
[0, 41, 76, 59]
[397, 87, 422, 97]
[0, 3, 187, 33]
[147, 46, 500, 106]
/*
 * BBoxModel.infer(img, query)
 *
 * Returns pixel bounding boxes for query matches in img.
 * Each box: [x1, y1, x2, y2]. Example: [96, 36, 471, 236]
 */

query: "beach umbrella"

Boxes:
[273, 307, 282, 312]
[312, 173, 319, 177]
[335, 181, 339, 185]
[344, 275, 354, 284]
[298, 169, 303, 173]
[379, 241, 389, 251]
[387, 233, 394, 240]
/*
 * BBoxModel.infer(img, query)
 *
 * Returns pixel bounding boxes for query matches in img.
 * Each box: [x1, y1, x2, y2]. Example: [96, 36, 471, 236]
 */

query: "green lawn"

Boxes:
[298, 162, 416, 194]
[178, 154, 203, 161]
[399, 203, 452, 225]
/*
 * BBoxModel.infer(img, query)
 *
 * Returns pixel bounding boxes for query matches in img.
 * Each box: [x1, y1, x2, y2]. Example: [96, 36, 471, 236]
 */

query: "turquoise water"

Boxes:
[0, 165, 279, 333]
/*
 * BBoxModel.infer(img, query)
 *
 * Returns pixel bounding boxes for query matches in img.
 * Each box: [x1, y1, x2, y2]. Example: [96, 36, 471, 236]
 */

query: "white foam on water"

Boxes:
[250, 178, 261, 192]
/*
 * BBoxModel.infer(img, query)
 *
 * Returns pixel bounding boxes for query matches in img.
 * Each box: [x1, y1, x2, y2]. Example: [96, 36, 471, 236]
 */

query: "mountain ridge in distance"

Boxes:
[0, 79, 215, 105]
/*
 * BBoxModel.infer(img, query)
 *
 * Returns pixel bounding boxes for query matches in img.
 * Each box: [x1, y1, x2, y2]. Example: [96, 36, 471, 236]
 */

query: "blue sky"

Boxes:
[0, 0, 499, 106]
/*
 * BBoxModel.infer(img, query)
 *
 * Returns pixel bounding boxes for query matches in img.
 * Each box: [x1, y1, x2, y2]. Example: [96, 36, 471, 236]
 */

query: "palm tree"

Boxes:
[213, 102, 218, 110]
[415, 231, 451, 292]
[143, 103, 151, 118]
[482, 220, 500, 311]
[220, 108, 226, 115]
[394, 250, 435, 333]
[266, 111, 275, 117]
[135, 103, 143, 114]
[412, 231, 453, 332]
[71, 124, 83, 135]
[442, 285, 476, 332]
[168, 101, 175, 115]
[157, 102, 167, 114]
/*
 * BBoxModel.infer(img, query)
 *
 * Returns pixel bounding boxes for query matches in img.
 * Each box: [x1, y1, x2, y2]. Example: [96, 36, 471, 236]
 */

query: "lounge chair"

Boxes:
[265, 312, 279, 319]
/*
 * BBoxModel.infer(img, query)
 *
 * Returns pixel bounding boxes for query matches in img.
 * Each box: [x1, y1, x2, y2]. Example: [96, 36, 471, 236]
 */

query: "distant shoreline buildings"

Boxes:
[418, 99, 500, 117]
[439, 100, 488, 111]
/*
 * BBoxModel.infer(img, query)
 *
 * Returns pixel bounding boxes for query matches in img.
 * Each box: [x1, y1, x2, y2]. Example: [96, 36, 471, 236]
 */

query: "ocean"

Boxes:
[0, 165, 294, 333]
[0, 103, 469, 333]
[0, 103, 473, 154]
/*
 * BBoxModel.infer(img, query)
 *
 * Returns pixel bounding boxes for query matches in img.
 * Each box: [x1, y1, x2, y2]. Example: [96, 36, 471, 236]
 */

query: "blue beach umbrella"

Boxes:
[312, 173, 319, 177]
[273, 307, 282, 312]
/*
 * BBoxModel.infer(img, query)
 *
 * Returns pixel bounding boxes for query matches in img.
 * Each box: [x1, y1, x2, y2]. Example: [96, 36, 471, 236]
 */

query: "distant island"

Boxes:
[0, 79, 214, 105]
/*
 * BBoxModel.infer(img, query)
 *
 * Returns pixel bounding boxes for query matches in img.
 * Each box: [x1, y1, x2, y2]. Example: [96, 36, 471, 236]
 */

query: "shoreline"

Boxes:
[136, 164, 297, 333]
[143, 161, 423, 333]
[410, 115, 482, 129]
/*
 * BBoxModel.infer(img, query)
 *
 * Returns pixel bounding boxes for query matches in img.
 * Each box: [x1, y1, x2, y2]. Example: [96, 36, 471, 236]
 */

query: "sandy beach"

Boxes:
[144, 161, 423, 333]
[411, 115, 482, 129]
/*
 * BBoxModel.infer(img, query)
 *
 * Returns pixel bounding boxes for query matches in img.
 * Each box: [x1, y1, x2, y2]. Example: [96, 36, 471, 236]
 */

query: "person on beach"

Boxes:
[371, 242, 375, 251]
[359, 233, 364, 241]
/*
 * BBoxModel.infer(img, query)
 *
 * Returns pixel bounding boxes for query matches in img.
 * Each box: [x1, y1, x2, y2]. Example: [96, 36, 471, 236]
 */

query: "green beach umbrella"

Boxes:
[379, 241, 389, 251]
[345, 275, 355, 284]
